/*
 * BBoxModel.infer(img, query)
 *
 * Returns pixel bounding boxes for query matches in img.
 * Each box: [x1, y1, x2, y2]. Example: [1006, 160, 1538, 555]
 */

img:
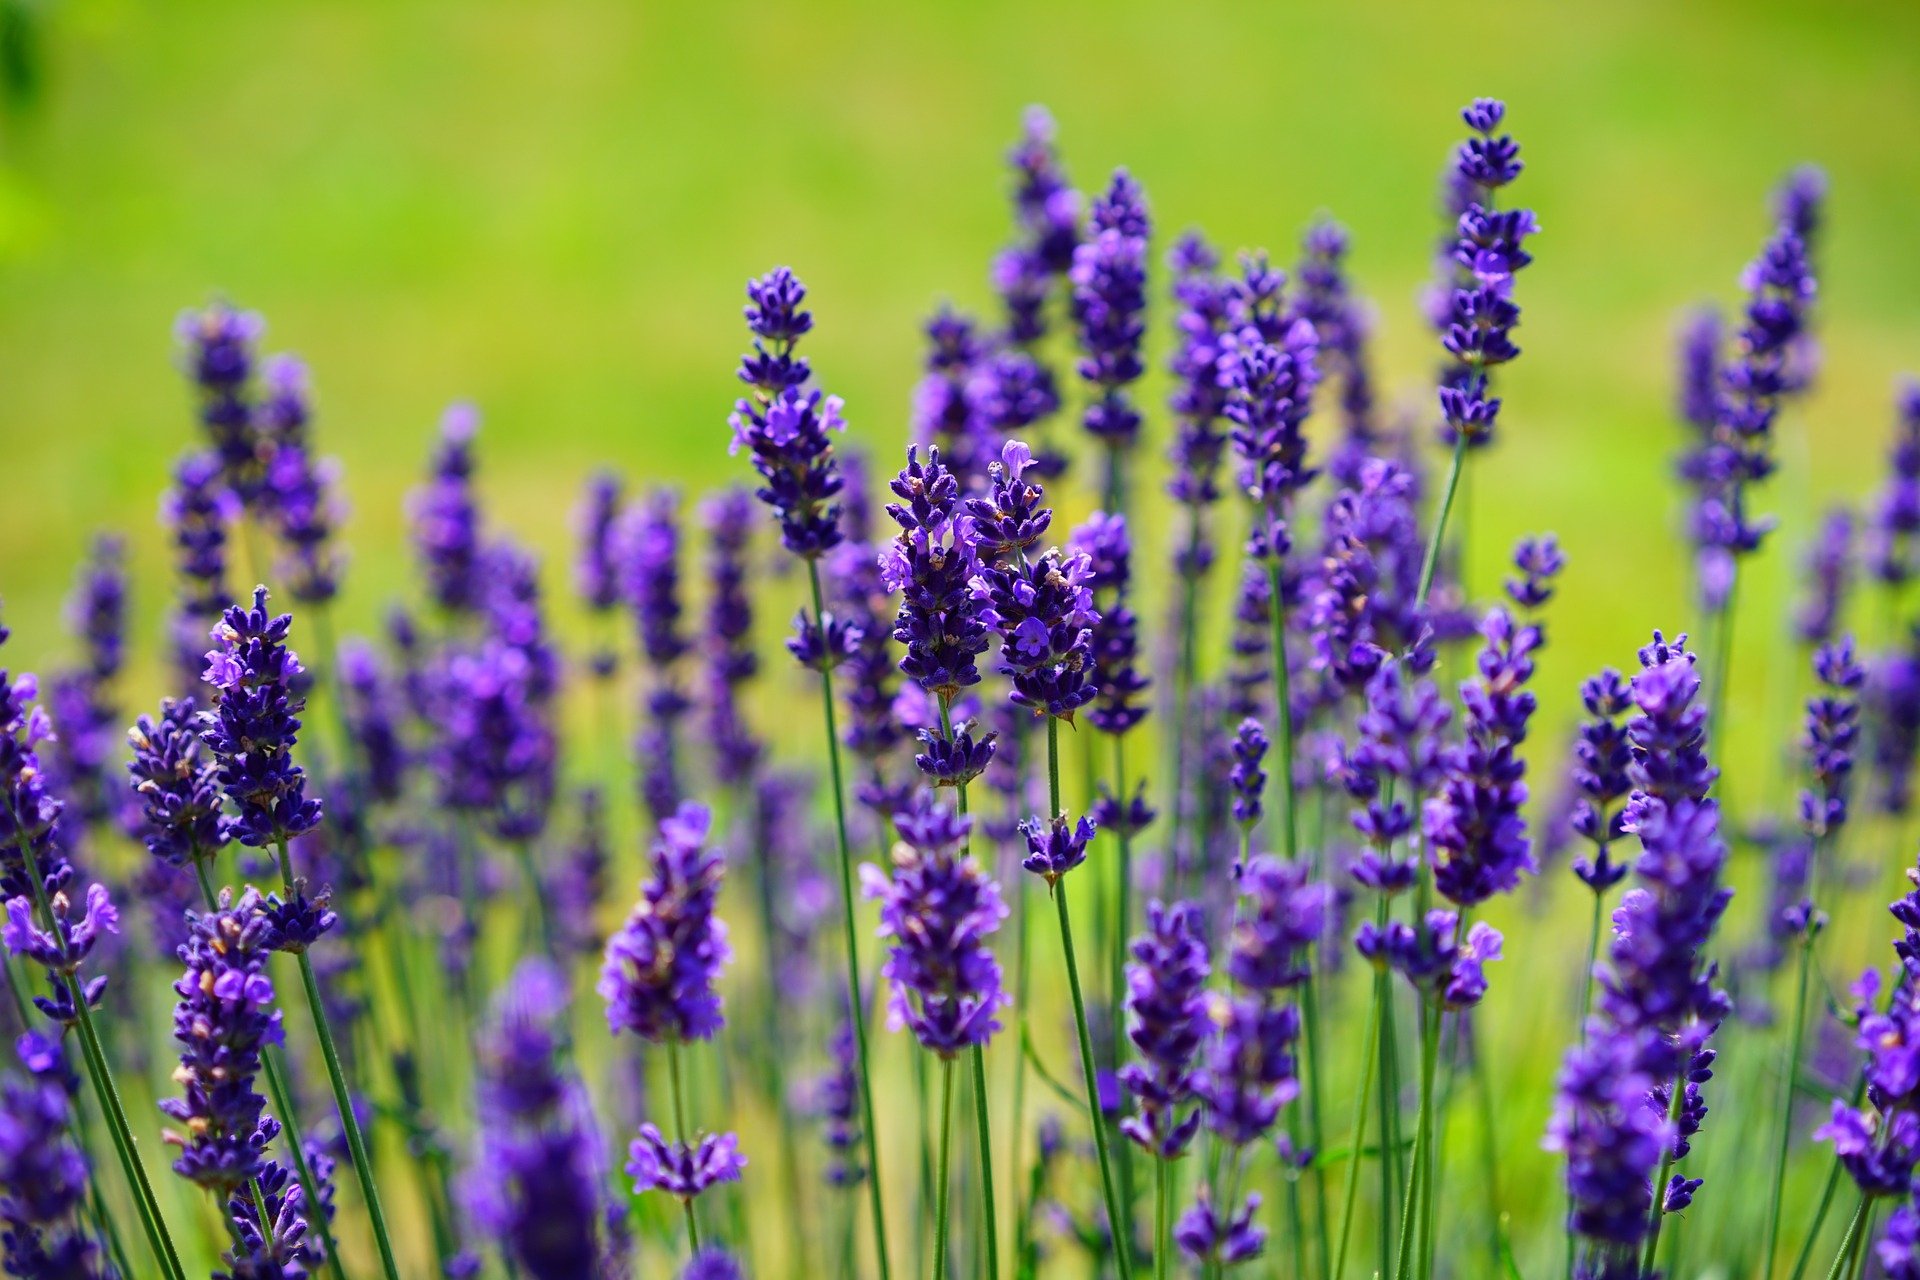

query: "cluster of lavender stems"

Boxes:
[11, 94, 1920, 1280]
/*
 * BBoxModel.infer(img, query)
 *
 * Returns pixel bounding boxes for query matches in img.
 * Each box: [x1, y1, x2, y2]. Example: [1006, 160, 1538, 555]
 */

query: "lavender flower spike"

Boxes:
[1119, 900, 1210, 1158]
[0, 1037, 114, 1280]
[600, 802, 732, 1044]
[731, 267, 847, 559]
[200, 586, 322, 848]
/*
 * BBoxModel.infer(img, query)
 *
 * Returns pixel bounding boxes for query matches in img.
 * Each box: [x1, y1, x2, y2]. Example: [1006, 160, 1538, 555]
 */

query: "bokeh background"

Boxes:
[1, 0, 1919, 1272]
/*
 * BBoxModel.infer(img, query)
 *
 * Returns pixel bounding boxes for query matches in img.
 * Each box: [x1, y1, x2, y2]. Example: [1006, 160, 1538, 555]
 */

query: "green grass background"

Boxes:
[2, 1, 1920, 1272]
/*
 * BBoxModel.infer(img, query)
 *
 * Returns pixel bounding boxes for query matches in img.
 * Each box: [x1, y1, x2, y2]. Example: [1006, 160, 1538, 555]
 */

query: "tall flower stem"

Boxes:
[1048, 716, 1134, 1280]
[1331, 946, 1384, 1278]
[1109, 731, 1139, 1225]
[933, 1055, 957, 1280]
[1153, 1154, 1172, 1280]
[938, 694, 1001, 1280]
[1707, 567, 1741, 738]
[189, 859, 347, 1280]
[806, 558, 893, 1280]
[1392, 998, 1440, 1280]
[1168, 522, 1202, 871]
[275, 835, 404, 1280]
[1762, 931, 1818, 1277]
[666, 1037, 703, 1253]
[14, 828, 187, 1280]
[1414, 433, 1469, 612]
[1265, 557, 1328, 1280]
[1823, 1193, 1870, 1280]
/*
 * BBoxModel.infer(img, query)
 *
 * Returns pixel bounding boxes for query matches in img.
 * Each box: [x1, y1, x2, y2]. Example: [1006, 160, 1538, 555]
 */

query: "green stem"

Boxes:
[934, 1055, 957, 1280]
[668, 1038, 702, 1254]
[1153, 1155, 1171, 1280]
[1048, 718, 1134, 1280]
[1639, 1060, 1692, 1275]
[1764, 934, 1818, 1278]
[1332, 948, 1384, 1278]
[15, 824, 186, 1280]
[971, 1044, 1000, 1280]
[1392, 999, 1439, 1280]
[1707, 563, 1741, 740]
[1109, 730, 1138, 1243]
[276, 836, 404, 1280]
[1414, 432, 1469, 613]
[1823, 1193, 1870, 1280]
[807, 559, 893, 1280]
[1791, 1158, 1848, 1280]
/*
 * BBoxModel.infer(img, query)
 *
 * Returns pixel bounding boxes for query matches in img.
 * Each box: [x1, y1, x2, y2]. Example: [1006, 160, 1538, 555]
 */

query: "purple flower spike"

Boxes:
[164, 450, 239, 689]
[1426, 609, 1541, 907]
[410, 403, 484, 615]
[1506, 534, 1566, 610]
[1569, 670, 1633, 892]
[160, 887, 282, 1194]
[627, 1125, 745, 1203]
[1627, 631, 1716, 805]
[862, 793, 1008, 1056]
[1020, 813, 1096, 885]
[576, 470, 626, 677]
[1167, 233, 1232, 578]
[732, 267, 847, 560]
[1870, 381, 1920, 587]
[1794, 508, 1854, 646]
[684, 1248, 746, 1280]
[200, 586, 322, 847]
[264, 439, 346, 605]
[177, 301, 266, 502]
[1801, 636, 1864, 844]
[914, 721, 997, 789]
[1175, 1185, 1265, 1267]
[1071, 169, 1150, 471]
[884, 445, 991, 699]
[1229, 719, 1268, 829]
[600, 802, 731, 1044]
[1223, 309, 1321, 511]
[127, 696, 229, 867]
[1071, 512, 1150, 736]
[1119, 900, 1211, 1158]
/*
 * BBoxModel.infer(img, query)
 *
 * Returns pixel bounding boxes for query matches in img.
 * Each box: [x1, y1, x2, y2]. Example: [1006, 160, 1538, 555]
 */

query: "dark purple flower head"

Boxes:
[1569, 669, 1634, 892]
[1795, 508, 1855, 646]
[1801, 636, 1864, 844]
[1119, 900, 1210, 1158]
[160, 887, 282, 1193]
[178, 301, 266, 501]
[1000, 106, 1081, 326]
[264, 442, 345, 605]
[164, 451, 239, 679]
[576, 470, 626, 628]
[911, 306, 989, 477]
[683, 1248, 745, 1280]
[829, 543, 904, 765]
[1071, 169, 1150, 466]
[1019, 813, 1096, 886]
[970, 531, 1099, 721]
[127, 696, 229, 867]
[914, 721, 997, 788]
[430, 639, 556, 841]
[1193, 990, 1298, 1147]
[972, 349, 1060, 444]
[1341, 657, 1451, 865]
[217, 1136, 319, 1280]
[1070, 512, 1149, 735]
[1293, 219, 1381, 487]
[468, 960, 618, 1280]
[200, 586, 322, 846]
[1228, 856, 1327, 992]
[1426, 609, 1541, 907]
[410, 403, 484, 614]
[1222, 316, 1320, 509]
[627, 1125, 744, 1203]
[1354, 909, 1500, 1007]
[1175, 1185, 1264, 1267]
[336, 641, 407, 804]
[1547, 1020, 1666, 1254]
[1627, 631, 1716, 806]
[1166, 234, 1233, 576]
[1229, 718, 1268, 828]
[700, 486, 762, 786]
[0, 653, 71, 916]
[787, 607, 862, 673]
[862, 793, 1008, 1056]
[255, 353, 311, 448]
[1506, 534, 1565, 611]
[882, 446, 990, 699]
[600, 802, 731, 1044]
[810, 1002, 865, 1187]
[731, 268, 847, 560]
[621, 490, 689, 672]
[64, 534, 126, 685]
[1090, 780, 1155, 841]
[2, 882, 118, 1024]
[1870, 381, 1920, 586]
[0, 1037, 113, 1280]
[965, 440, 1053, 564]
[1456, 98, 1521, 187]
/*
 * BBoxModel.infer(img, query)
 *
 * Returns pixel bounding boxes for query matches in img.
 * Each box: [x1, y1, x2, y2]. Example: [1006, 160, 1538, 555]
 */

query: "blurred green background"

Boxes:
[1, 1, 1919, 1270]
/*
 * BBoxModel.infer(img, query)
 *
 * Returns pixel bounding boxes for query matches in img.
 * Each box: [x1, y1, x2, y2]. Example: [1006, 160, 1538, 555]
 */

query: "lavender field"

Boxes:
[4, 7, 1920, 1280]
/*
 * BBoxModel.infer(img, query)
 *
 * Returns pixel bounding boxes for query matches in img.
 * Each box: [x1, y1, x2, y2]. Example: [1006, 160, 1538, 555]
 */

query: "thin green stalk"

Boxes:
[806, 560, 893, 1280]
[512, 837, 559, 960]
[1414, 432, 1469, 612]
[747, 777, 806, 1280]
[1153, 1155, 1171, 1280]
[1791, 1158, 1849, 1280]
[15, 825, 186, 1280]
[1764, 933, 1818, 1277]
[1823, 1193, 1869, 1280]
[1047, 717, 1134, 1280]
[934, 1056, 957, 1280]
[1332, 949, 1384, 1278]
[1393, 999, 1439, 1280]
[1707, 564, 1741, 739]
[1467, 1029, 1501, 1269]
[1109, 730, 1138, 1246]
[971, 1045, 1000, 1280]
[275, 836, 404, 1280]
[668, 1038, 702, 1254]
